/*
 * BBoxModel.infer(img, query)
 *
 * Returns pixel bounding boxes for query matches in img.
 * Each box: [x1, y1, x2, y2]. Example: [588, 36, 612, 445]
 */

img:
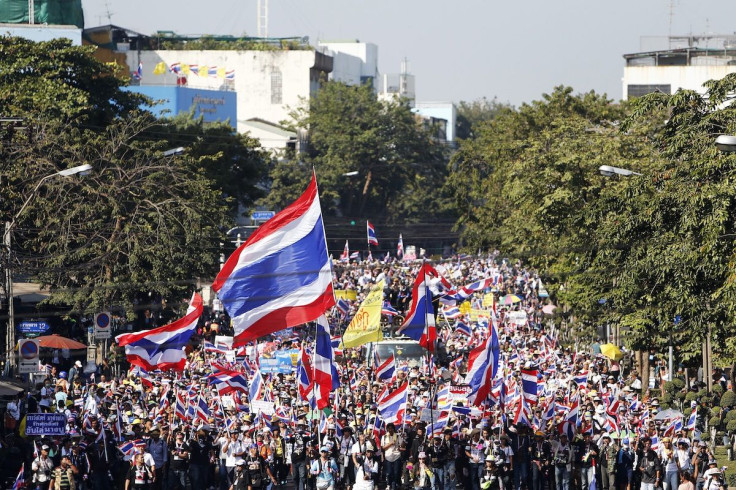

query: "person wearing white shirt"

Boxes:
[222, 430, 246, 485]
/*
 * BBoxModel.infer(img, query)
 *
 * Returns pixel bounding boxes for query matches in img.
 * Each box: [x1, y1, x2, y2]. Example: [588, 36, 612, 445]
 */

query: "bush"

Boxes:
[676, 391, 686, 401]
[686, 392, 699, 403]
[712, 406, 722, 416]
[664, 381, 677, 394]
[710, 416, 722, 429]
[699, 389, 710, 398]
[713, 384, 725, 395]
[726, 419, 736, 432]
[701, 432, 711, 442]
[663, 392, 674, 405]
[725, 410, 736, 421]
[672, 378, 686, 390]
[720, 390, 736, 408]
[684, 407, 693, 417]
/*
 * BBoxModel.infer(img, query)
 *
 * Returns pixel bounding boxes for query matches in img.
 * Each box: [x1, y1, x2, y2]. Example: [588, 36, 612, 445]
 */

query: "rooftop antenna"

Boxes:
[668, 0, 674, 39]
[257, 0, 269, 38]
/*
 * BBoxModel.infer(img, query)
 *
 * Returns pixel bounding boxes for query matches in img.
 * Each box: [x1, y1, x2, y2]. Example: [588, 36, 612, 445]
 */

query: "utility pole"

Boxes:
[4, 221, 14, 374]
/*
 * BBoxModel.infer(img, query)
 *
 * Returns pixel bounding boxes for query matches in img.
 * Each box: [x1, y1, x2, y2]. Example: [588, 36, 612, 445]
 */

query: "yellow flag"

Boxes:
[181, 63, 190, 75]
[153, 61, 166, 75]
[200, 65, 208, 77]
[459, 301, 471, 315]
[217, 67, 226, 79]
[341, 280, 384, 348]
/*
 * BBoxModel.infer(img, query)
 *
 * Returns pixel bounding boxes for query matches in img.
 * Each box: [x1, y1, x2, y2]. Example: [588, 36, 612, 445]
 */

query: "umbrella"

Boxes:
[599, 343, 623, 361]
[35, 334, 87, 350]
[654, 408, 684, 421]
[542, 304, 557, 315]
[0, 380, 24, 396]
[501, 294, 521, 305]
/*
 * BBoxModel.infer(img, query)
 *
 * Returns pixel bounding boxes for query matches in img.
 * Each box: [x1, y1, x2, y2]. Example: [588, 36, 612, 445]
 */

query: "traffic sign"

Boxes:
[18, 339, 40, 374]
[17, 320, 50, 337]
[94, 312, 111, 340]
[251, 211, 275, 221]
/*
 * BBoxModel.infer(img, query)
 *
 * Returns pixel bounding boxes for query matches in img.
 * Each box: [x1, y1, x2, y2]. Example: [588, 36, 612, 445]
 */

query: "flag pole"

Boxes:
[312, 321, 321, 449]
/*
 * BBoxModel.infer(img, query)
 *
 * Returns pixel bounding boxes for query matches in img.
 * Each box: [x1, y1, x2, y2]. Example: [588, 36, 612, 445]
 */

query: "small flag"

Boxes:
[397, 234, 404, 258]
[225, 69, 235, 80]
[367, 221, 378, 246]
[12, 463, 23, 490]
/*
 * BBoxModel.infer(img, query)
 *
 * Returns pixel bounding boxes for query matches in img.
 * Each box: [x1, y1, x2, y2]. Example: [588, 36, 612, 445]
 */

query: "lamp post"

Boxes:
[4, 163, 92, 375]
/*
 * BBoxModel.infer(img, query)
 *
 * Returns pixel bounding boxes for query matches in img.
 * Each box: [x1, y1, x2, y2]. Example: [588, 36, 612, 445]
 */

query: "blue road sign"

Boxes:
[25, 413, 67, 436]
[251, 211, 275, 221]
[17, 321, 50, 335]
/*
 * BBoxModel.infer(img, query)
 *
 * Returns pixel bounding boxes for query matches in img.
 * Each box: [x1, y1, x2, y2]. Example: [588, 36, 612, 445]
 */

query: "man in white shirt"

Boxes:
[381, 423, 402, 490]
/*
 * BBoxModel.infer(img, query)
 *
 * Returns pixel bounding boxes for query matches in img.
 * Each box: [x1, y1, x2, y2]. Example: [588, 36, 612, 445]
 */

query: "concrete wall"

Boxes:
[623, 65, 736, 100]
[318, 41, 378, 86]
[125, 50, 330, 133]
[0, 23, 81, 45]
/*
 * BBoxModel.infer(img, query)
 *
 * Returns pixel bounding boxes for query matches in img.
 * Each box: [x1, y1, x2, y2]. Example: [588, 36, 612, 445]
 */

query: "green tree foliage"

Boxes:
[150, 112, 268, 217]
[273, 82, 453, 223]
[455, 97, 512, 140]
[0, 36, 241, 315]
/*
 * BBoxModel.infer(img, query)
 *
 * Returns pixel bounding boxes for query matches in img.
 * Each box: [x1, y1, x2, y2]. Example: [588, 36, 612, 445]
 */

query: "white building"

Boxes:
[623, 34, 736, 100]
[379, 59, 415, 106]
[317, 40, 378, 87]
[413, 101, 457, 144]
[124, 48, 332, 135]
[0, 23, 81, 45]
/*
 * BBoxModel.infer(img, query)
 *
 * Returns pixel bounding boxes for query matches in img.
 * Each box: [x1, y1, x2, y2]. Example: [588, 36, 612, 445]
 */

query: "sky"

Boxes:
[82, 0, 736, 106]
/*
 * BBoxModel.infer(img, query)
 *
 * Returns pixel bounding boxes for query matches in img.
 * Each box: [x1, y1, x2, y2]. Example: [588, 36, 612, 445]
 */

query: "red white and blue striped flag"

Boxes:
[212, 173, 335, 345]
[367, 221, 378, 246]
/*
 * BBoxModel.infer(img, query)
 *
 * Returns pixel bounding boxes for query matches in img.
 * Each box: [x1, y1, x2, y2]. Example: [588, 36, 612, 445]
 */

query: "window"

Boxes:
[627, 84, 671, 98]
[271, 70, 282, 104]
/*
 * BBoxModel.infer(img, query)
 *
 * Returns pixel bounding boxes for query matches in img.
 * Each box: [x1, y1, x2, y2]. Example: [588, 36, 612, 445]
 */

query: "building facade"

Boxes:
[623, 34, 736, 100]
[317, 40, 378, 87]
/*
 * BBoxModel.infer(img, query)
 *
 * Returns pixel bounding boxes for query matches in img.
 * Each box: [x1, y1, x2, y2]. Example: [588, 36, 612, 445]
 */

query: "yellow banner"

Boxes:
[341, 280, 384, 348]
[335, 289, 357, 301]
[469, 308, 489, 322]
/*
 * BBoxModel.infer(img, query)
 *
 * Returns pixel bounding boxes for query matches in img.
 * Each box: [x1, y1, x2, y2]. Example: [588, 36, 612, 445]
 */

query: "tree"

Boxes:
[277, 81, 453, 223]
[0, 36, 235, 316]
[455, 97, 512, 140]
[150, 111, 269, 218]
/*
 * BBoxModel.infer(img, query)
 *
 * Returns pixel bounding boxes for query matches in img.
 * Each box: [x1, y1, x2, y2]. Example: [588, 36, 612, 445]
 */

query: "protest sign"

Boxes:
[25, 413, 66, 436]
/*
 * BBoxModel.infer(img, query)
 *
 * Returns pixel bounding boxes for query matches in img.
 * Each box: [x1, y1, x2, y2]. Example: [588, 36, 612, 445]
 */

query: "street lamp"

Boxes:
[342, 171, 359, 177]
[4, 163, 92, 375]
[715, 135, 736, 153]
[598, 165, 642, 177]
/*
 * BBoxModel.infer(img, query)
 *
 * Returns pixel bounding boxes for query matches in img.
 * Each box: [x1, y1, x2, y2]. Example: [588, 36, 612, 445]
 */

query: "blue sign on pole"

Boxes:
[259, 350, 298, 374]
[25, 413, 67, 436]
[251, 211, 275, 221]
[17, 321, 50, 335]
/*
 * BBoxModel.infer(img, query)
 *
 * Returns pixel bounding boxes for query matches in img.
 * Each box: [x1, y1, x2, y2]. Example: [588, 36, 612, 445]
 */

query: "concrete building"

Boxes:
[317, 40, 378, 87]
[0, 23, 81, 45]
[623, 34, 736, 100]
[123, 48, 332, 136]
[413, 101, 457, 144]
[379, 59, 415, 106]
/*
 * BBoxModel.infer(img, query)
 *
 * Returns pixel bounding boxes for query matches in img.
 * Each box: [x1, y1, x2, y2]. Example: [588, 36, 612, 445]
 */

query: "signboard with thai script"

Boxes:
[25, 413, 67, 436]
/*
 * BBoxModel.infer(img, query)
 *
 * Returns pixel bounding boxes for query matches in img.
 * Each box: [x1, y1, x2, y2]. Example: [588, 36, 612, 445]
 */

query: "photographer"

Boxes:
[703, 466, 727, 490]
[48, 455, 79, 490]
[32, 443, 55, 490]
[692, 442, 713, 490]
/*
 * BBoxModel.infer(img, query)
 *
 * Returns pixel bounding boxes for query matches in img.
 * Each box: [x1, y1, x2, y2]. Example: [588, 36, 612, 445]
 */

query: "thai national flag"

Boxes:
[455, 321, 472, 336]
[225, 69, 235, 80]
[341, 241, 350, 262]
[397, 263, 440, 351]
[686, 409, 697, 430]
[382, 302, 399, 317]
[169, 62, 181, 74]
[116, 293, 203, 371]
[376, 354, 395, 381]
[196, 396, 210, 422]
[464, 319, 500, 407]
[441, 305, 462, 319]
[336, 298, 349, 317]
[12, 463, 23, 490]
[208, 66, 218, 78]
[367, 221, 378, 246]
[175, 392, 188, 421]
[313, 315, 340, 410]
[204, 341, 229, 354]
[378, 381, 408, 424]
[513, 397, 531, 425]
[573, 372, 588, 390]
[349, 251, 360, 260]
[296, 345, 314, 402]
[397, 234, 404, 258]
[650, 436, 660, 451]
[132, 62, 142, 80]
[189, 64, 199, 76]
[521, 368, 539, 404]
[129, 365, 153, 387]
[427, 412, 450, 437]
[212, 173, 335, 345]
[249, 366, 264, 401]
[436, 386, 452, 410]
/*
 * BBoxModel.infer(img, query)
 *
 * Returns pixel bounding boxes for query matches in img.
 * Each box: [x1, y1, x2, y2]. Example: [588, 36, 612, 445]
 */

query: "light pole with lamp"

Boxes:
[4, 163, 92, 375]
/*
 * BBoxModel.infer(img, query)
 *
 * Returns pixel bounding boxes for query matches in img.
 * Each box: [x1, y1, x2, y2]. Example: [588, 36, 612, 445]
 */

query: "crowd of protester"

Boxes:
[0, 253, 730, 490]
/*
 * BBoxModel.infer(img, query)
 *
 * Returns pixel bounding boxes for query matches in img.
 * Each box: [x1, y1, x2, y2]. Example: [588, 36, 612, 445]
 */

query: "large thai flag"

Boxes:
[521, 367, 539, 404]
[313, 315, 340, 409]
[455, 321, 472, 337]
[341, 241, 350, 262]
[378, 381, 408, 424]
[376, 354, 396, 381]
[116, 292, 202, 371]
[397, 263, 438, 351]
[367, 221, 378, 246]
[249, 366, 264, 401]
[686, 409, 697, 430]
[464, 319, 500, 407]
[212, 173, 335, 346]
[296, 345, 314, 402]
